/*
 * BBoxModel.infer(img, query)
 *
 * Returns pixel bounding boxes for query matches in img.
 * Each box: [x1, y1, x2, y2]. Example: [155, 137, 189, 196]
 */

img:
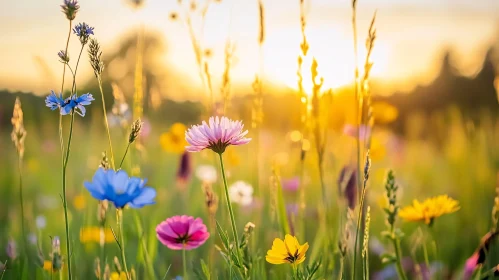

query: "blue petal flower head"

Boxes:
[84, 168, 156, 209]
[73, 22, 94, 44]
[73, 93, 94, 116]
[45, 90, 64, 111]
[45, 91, 94, 116]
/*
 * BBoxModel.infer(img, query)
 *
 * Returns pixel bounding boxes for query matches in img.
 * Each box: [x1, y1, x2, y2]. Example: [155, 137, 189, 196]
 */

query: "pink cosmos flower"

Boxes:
[185, 116, 251, 153]
[156, 215, 210, 250]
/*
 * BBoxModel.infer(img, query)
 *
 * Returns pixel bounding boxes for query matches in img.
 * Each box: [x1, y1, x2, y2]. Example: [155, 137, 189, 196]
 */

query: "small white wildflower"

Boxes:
[195, 165, 217, 184]
[36, 215, 47, 229]
[229, 180, 254, 206]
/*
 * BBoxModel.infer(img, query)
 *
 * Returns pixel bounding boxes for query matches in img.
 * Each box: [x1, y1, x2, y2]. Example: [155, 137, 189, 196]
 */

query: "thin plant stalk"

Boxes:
[0, 260, 7, 280]
[62, 110, 75, 280]
[352, 153, 369, 280]
[117, 209, 131, 280]
[59, 20, 73, 155]
[60, 44, 84, 280]
[217, 153, 240, 258]
[132, 211, 157, 279]
[57, 22, 72, 276]
[391, 224, 408, 280]
[337, 257, 344, 280]
[17, 154, 26, 258]
[182, 249, 188, 280]
[119, 143, 131, 169]
[97, 75, 116, 169]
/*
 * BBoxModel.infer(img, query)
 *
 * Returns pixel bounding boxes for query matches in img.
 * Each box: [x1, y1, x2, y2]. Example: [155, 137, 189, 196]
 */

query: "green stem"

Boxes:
[292, 263, 298, 280]
[351, 1, 362, 278]
[1, 260, 7, 280]
[17, 155, 26, 259]
[120, 143, 131, 169]
[337, 256, 344, 280]
[58, 20, 72, 160]
[62, 111, 75, 280]
[182, 249, 188, 280]
[217, 153, 241, 258]
[392, 237, 408, 280]
[352, 176, 368, 280]
[422, 241, 430, 276]
[97, 75, 116, 170]
[117, 209, 131, 280]
[132, 211, 156, 279]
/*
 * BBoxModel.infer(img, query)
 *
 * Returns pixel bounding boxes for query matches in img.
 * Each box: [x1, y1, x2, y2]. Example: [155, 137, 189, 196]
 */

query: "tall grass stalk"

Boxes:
[116, 209, 131, 280]
[297, 0, 310, 240]
[96, 75, 116, 170]
[11, 97, 27, 277]
[352, 151, 370, 280]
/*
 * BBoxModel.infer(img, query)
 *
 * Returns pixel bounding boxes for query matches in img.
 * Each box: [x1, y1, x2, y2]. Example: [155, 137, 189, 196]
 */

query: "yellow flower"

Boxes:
[43, 260, 61, 272]
[80, 226, 115, 244]
[372, 101, 398, 124]
[111, 272, 127, 280]
[399, 195, 460, 225]
[266, 234, 309, 265]
[73, 194, 86, 211]
[43, 260, 52, 272]
[160, 123, 187, 154]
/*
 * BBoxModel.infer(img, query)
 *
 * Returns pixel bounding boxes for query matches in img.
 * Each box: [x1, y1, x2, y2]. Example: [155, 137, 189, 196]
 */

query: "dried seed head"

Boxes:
[88, 38, 105, 77]
[202, 183, 218, 215]
[113, 256, 122, 272]
[244, 222, 256, 235]
[362, 206, 371, 258]
[363, 150, 371, 181]
[99, 151, 110, 170]
[97, 200, 108, 225]
[11, 97, 27, 158]
[129, 119, 143, 144]
[103, 264, 111, 279]
[94, 258, 101, 279]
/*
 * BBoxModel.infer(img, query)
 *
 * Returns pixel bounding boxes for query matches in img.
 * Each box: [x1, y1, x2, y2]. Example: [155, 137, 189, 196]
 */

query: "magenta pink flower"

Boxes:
[185, 116, 251, 153]
[156, 215, 210, 250]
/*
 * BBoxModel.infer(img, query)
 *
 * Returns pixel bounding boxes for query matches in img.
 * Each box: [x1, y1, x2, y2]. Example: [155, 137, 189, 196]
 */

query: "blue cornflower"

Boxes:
[61, 0, 79, 20]
[84, 168, 156, 209]
[45, 90, 94, 116]
[73, 22, 94, 44]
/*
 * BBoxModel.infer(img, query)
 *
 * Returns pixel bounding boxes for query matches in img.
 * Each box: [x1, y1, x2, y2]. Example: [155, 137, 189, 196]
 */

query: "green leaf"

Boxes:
[273, 171, 291, 235]
[216, 220, 230, 250]
[200, 259, 211, 280]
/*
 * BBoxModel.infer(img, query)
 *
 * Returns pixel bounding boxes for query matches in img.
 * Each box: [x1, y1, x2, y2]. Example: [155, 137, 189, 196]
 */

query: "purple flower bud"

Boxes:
[6, 239, 17, 260]
[176, 152, 192, 185]
[338, 165, 357, 209]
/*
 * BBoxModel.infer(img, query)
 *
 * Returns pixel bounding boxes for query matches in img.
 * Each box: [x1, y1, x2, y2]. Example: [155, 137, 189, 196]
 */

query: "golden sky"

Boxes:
[0, 0, 498, 98]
